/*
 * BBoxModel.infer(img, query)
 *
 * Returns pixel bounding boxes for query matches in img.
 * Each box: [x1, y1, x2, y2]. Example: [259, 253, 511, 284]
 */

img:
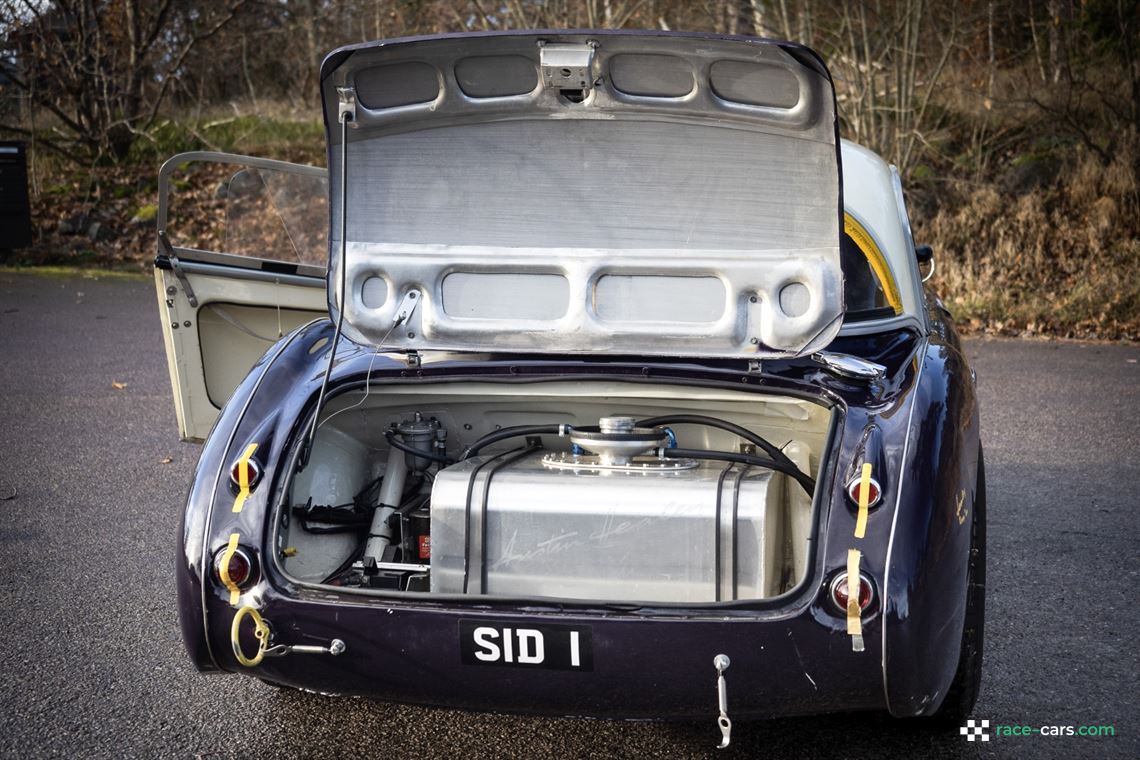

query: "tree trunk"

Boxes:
[1029, 1, 1049, 83]
[1048, 0, 1062, 83]
[987, 1, 995, 94]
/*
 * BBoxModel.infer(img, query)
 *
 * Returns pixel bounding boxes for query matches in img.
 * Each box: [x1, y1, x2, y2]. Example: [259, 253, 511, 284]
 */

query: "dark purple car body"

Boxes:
[159, 30, 984, 730]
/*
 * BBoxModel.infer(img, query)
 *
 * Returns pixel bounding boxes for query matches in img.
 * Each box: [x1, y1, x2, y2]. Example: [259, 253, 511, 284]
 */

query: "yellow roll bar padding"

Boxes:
[854, 462, 873, 539]
[847, 549, 865, 652]
[219, 532, 242, 606]
[231, 442, 259, 513]
[844, 213, 903, 315]
[231, 605, 271, 668]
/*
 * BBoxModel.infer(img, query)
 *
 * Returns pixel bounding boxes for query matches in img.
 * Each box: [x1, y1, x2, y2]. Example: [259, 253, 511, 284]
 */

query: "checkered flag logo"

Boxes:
[960, 718, 990, 742]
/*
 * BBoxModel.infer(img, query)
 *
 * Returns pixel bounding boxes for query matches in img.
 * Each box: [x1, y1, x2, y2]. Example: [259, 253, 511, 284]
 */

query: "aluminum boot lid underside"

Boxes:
[321, 31, 843, 359]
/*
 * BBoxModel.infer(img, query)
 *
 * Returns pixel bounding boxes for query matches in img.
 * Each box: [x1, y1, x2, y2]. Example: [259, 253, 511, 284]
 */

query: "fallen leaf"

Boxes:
[159, 456, 173, 464]
[111, 381, 127, 389]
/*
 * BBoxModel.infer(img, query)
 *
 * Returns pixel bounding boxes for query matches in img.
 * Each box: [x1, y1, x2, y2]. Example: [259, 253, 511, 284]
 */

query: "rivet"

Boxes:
[183, 321, 191, 328]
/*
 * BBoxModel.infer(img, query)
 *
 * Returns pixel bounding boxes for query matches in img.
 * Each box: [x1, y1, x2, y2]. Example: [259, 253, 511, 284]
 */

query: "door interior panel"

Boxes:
[154, 152, 328, 441]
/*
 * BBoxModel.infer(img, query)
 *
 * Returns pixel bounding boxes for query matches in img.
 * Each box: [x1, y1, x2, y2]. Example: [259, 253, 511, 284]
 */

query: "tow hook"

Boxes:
[231, 606, 346, 667]
[714, 654, 732, 749]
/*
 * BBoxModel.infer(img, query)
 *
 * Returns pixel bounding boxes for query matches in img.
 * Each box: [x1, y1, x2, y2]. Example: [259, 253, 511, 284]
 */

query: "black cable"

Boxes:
[713, 462, 737, 602]
[478, 446, 541, 594]
[320, 544, 365, 585]
[352, 474, 384, 507]
[384, 430, 453, 465]
[460, 445, 534, 594]
[662, 447, 816, 495]
[298, 521, 367, 535]
[299, 105, 352, 471]
[637, 414, 810, 489]
[730, 465, 752, 601]
[460, 425, 564, 459]
[636, 414, 785, 462]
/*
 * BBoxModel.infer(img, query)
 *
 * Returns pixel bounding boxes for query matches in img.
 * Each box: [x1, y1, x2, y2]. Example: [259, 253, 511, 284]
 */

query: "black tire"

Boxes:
[929, 446, 987, 724]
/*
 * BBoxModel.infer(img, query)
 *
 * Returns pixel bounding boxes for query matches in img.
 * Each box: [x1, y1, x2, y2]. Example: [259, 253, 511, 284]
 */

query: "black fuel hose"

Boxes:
[661, 447, 816, 496]
[460, 424, 565, 459]
[636, 414, 785, 461]
[636, 413, 809, 485]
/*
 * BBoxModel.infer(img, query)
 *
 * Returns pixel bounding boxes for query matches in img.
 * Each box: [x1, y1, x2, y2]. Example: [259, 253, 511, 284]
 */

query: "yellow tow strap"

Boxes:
[231, 442, 259, 513]
[219, 532, 242, 606]
[231, 605, 271, 668]
[854, 462, 873, 539]
[847, 549, 864, 652]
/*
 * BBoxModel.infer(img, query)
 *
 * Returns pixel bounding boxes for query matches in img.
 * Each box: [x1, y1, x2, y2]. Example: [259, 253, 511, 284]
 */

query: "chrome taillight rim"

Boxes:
[828, 571, 874, 614]
[845, 475, 882, 508]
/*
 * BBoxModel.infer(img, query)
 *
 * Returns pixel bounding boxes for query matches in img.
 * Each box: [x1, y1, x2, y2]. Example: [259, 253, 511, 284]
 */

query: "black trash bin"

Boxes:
[0, 141, 33, 249]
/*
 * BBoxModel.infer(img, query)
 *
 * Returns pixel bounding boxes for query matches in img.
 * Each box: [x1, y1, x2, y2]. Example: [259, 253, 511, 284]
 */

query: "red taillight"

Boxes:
[830, 572, 873, 613]
[846, 474, 882, 508]
[230, 458, 262, 490]
[214, 546, 254, 588]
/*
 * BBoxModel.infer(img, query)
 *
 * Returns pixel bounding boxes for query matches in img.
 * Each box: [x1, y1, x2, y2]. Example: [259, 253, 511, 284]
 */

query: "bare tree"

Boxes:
[823, 0, 958, 176]
[0, 0, 246, 161]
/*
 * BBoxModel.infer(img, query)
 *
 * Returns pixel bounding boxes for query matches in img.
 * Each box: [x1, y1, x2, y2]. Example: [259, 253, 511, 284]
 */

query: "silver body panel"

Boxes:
[321, 31, 843, 360]
[429, 451, 786, 603]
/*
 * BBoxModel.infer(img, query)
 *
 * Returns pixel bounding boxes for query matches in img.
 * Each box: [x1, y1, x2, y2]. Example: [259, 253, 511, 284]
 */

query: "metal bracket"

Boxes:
[539, 41, 597, 94]
[714, 654, 732, 749]
[337, 86, 357, 123]
[264, 639, 346, 658]
[392, 290, 420, 328]
[159, 232, 199, 308]
[255, 613, 346, 659]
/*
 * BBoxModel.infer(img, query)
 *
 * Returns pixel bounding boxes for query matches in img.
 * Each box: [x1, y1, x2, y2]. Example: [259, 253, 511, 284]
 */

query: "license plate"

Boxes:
[460, 620, 593, 671]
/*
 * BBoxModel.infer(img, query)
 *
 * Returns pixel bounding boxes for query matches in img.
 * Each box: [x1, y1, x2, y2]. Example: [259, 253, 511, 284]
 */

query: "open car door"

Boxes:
[153, 152, 329, 442]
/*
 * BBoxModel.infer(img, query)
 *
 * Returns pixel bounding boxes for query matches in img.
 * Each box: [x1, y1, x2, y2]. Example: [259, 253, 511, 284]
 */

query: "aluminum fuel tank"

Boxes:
[429, 451, 786, 603]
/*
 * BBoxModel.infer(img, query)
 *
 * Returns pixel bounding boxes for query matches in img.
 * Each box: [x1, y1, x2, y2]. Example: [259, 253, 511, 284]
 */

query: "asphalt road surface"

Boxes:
[1, 270, 1136, 759]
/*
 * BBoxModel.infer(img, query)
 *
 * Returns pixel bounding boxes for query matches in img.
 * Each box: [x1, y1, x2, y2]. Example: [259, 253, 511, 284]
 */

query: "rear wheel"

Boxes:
[929, 447, 987, 724]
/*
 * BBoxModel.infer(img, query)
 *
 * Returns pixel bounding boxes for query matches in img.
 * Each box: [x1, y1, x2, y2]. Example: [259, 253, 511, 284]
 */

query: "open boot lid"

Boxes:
[320, 30, 843, 360]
